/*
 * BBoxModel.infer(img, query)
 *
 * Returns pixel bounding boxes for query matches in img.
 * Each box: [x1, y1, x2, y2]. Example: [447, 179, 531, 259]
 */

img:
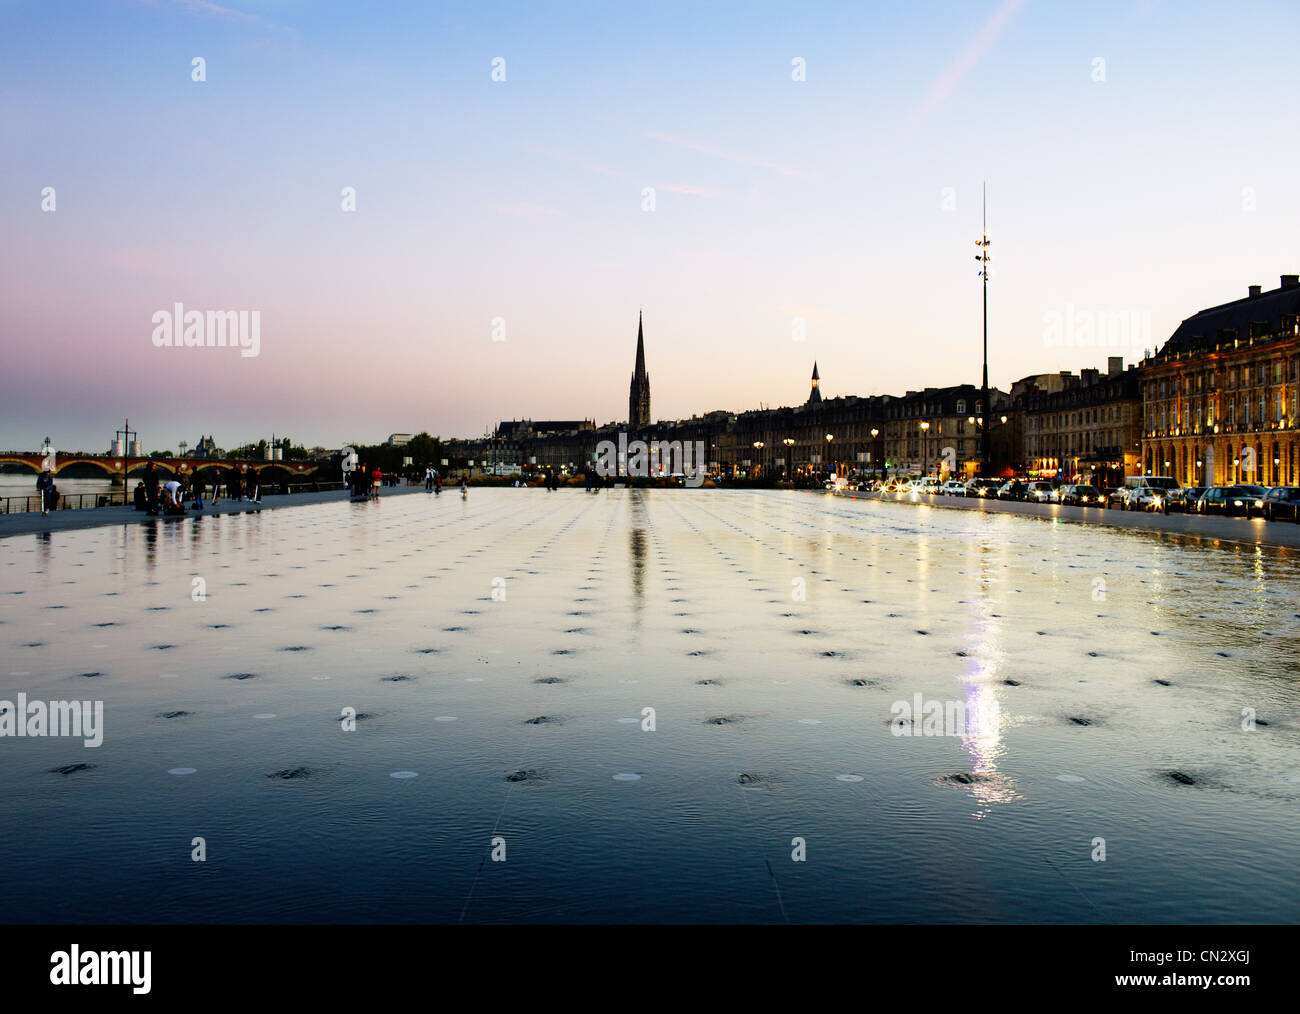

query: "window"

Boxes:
[956, 400, 966, 414]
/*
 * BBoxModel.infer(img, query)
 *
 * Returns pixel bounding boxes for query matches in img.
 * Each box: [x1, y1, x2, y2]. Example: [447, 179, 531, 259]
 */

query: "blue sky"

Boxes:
[2, 0, 1297, 450]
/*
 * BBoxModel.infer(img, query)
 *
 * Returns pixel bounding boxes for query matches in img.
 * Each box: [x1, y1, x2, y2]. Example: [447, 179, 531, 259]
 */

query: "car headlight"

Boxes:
[1254, 500, 1264, 508]
[1232, 500, 1242, 506]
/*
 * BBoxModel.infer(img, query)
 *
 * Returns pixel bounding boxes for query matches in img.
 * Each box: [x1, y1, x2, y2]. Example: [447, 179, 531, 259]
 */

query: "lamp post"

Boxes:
[825, 433, 834, 478]
[870, 428, 880, 482]
[920, 421, 930, 476]
[782, 437, 794, 480]
[753, 441, 764, 478]
[974, 184, 991, 477]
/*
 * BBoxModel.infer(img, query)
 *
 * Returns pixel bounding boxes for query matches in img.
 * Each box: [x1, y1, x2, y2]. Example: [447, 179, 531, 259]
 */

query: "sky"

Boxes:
[2, 0, 1298, 452]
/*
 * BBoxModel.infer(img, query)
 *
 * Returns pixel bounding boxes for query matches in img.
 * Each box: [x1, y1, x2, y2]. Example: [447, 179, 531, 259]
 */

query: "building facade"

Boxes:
[1021, 357, 1142, 486]
[1141, 276, 1300, 486]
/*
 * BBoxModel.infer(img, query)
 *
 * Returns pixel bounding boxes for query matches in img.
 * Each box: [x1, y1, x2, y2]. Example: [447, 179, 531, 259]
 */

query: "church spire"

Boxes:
[808, 361, 822, 404]
[634, 310, 646, 375]
[629, 311, 651, 430]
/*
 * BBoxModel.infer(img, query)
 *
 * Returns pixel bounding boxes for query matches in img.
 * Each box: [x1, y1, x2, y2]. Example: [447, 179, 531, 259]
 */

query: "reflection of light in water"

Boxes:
[956, 535, 1020, 816]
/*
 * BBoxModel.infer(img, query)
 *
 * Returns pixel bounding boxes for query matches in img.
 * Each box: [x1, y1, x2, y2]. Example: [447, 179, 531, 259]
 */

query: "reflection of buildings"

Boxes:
[1140, 275, 1300, 486]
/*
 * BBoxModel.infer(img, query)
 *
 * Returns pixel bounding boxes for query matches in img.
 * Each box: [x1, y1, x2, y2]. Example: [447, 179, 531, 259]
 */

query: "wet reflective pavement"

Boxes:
[2, 489, 1298, 923]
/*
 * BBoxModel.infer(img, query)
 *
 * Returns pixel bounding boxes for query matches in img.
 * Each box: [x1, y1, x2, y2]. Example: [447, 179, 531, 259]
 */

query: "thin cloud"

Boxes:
[919, 0, 1029, 118]
[653, 182, 727, 198]
[520, 144, 628, 180]
[148, 0, 291, 34]
[645, 130, 807, 178]
[491, 201, 564, 219]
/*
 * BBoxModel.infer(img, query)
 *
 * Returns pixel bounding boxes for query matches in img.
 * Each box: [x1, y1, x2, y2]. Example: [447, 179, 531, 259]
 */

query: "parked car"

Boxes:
[1263, 486, 1300, 521]
[1123, 485, 1162, 511]
[1115, 485, 1164, 510]
[1197, 485, 1268, 517]
[1059, 484, 1101, 506]
[1176, 487, 1206, 513]
[1125, 475, 1179, 492]
[996, 480, 1028, 501]
[941, 480, 966, 496]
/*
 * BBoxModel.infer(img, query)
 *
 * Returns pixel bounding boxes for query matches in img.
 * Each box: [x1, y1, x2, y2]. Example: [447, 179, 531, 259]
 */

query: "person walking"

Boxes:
[36, 468, 54, 515]
[435, 471, 442, 496]
[247, 471, 260, 503]
[210, 468, 222, 505]
[190, 473, 205, 509]
[460, 474, 468, 499]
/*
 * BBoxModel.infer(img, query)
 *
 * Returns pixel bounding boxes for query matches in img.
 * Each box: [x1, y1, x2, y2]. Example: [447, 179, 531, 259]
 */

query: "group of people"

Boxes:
[132, 461, 260, 516]
[346, 463, 385, 499]
[583, 470, 610, 493]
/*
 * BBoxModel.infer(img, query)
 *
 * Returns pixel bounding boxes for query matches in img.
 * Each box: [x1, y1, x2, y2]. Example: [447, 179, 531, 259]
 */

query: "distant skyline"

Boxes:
[3, 0, 1298, 451]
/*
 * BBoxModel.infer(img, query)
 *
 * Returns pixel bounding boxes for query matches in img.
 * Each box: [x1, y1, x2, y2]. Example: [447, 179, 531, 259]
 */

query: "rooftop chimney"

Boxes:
[1108, 355, 1123, 376]
[1282, 275, 1299, 289]
[1248, 284, 1262, 297]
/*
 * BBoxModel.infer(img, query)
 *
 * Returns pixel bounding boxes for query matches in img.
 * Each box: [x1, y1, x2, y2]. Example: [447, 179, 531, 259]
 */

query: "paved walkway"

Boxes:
[834, 488, 1300, 548]
[0, 484, 428, 539]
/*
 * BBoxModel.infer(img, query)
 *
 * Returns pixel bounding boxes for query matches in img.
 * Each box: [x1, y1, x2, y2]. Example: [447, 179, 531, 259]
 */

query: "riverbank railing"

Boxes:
[0, 481, 347, 515]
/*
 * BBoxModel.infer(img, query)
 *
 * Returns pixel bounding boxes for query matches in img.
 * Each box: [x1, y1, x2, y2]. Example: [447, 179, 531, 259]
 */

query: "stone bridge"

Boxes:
[0, 452, 328, 485]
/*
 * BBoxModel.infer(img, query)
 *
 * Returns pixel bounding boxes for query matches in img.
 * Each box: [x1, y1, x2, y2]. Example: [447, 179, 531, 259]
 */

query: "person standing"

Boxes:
[425, 466, 434, 492]
[36, 468, 54, 515]
[371, 465, 383, 499]
[143, 461, 160, 515]
[460, 474, 468, 499]
[210, 468, 222, 505]
[191, 472, 205, 509]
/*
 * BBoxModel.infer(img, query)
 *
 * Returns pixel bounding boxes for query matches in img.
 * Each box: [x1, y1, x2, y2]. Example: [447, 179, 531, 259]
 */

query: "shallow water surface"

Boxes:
[2, 489, 1298, 923]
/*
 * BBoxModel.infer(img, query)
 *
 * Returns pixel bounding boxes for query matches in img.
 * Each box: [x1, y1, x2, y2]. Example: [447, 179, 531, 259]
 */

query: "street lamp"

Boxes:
[753, 441, 764, 478]
[825, 434, 834, 478]
[870, 428, 880, 481]
[920, 421, 930, 475]
[974, 184, 991, 477]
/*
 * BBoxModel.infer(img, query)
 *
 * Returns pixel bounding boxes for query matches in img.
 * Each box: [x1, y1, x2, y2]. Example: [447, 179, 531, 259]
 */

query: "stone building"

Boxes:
[1020, 357, 1142, 486]
[1141, 275, 1300, 486]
